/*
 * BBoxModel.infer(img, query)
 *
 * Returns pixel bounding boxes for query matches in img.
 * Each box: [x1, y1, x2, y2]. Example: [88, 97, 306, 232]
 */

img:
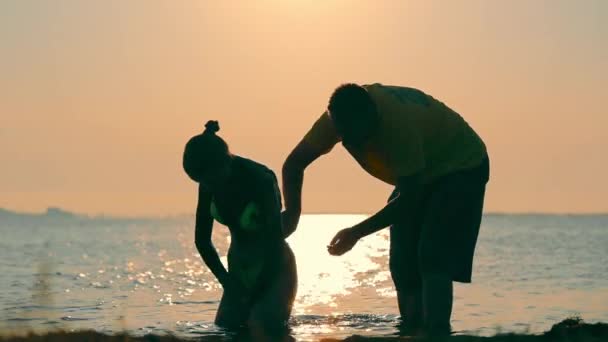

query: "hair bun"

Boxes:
[204, 120, 220, 134]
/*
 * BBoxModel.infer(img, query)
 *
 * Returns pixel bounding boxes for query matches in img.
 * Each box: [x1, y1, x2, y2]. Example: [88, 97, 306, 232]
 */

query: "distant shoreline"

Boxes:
[1, 207, 608, 223]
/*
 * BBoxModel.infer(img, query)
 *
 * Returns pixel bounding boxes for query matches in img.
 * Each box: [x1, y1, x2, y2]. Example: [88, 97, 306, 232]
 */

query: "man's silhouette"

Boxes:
[281, 83, 489, 334]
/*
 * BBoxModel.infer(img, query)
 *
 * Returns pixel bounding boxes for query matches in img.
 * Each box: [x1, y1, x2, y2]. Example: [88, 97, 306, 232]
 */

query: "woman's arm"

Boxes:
[194, 185, 229, 285]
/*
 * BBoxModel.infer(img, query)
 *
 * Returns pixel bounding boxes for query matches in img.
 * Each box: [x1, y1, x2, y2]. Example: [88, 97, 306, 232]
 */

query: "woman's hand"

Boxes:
[327, 227, 361, 256]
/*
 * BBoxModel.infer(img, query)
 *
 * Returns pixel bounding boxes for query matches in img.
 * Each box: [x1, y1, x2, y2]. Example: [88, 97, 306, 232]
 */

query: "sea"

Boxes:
[1, 212, 607, 340]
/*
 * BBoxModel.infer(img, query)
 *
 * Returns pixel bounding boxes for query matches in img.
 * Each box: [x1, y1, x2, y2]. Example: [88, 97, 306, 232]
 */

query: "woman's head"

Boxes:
[328, 83, 379, 147]
[183, 120, 233, 189]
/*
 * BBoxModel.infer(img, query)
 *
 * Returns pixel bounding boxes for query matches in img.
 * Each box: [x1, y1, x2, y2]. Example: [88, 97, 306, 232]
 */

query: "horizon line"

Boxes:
[2, 207, 608, 219]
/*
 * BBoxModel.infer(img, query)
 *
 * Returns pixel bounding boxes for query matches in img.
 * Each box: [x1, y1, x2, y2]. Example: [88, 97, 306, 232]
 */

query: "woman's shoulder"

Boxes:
[232, 156, 281, 211]
[233, 156, 277, 184]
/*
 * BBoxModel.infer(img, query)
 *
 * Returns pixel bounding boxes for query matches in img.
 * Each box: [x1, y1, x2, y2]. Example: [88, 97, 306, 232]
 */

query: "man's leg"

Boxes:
[421, 273, 453, 333]
[418, 160, 488, 334]
[389, 195, 424, 332]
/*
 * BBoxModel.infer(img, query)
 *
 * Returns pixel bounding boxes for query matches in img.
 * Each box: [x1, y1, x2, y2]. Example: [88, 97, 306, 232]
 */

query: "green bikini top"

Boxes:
[210, 199, 261, 232]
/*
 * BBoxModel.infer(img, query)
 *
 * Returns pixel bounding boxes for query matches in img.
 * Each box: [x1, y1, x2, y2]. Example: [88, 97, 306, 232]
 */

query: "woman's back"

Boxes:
[209, 156, 289, 291]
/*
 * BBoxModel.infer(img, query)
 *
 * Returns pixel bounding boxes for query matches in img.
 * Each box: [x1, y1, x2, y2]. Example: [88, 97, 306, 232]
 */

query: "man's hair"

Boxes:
[328, 83, 376, 124]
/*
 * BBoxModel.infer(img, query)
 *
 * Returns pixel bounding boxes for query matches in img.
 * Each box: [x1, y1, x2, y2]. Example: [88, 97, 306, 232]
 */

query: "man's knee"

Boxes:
[390, 227, 423, 292]
[390, 254, 421, 292]
[418, 239, 446, 275]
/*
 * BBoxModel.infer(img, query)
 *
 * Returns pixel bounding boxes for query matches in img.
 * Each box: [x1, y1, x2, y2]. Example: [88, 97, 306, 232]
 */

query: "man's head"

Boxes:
[328, 83, 379, 146]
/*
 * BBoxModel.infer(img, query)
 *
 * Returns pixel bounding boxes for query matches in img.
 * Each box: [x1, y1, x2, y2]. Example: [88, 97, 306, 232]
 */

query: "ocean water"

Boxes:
[1, 214, 607, 340]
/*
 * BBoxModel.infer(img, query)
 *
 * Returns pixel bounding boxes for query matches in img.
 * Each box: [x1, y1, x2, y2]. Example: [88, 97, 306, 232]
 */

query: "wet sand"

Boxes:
[1, 318, 607, 342]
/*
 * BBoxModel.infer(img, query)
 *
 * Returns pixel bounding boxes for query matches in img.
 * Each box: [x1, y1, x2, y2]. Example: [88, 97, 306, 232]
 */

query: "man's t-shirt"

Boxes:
[302, 83, 487, 185]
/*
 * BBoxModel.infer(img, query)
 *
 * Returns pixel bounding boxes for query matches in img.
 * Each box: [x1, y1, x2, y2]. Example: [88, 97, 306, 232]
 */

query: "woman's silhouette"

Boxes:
[183, 120, 297, 335]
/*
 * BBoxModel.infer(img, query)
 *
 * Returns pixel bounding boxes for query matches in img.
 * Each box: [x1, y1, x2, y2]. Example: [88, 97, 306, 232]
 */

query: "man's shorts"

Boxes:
[389, 157, 490, 290]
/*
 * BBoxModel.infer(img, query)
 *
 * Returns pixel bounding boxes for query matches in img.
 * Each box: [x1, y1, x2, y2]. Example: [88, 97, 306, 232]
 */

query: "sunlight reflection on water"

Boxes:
[1, 214, 607, 340]
[289, 215, 385, 313]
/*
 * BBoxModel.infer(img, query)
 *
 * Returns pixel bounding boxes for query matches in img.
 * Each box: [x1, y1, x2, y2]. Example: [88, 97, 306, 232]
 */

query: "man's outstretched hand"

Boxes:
[328, 227, 360, 256]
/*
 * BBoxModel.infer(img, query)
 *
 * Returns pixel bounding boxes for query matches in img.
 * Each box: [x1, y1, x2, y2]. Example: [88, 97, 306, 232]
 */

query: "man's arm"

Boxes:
[351, 173, 423, 238]
[281, 140, 325, 237]
[328, 173, 423, 256]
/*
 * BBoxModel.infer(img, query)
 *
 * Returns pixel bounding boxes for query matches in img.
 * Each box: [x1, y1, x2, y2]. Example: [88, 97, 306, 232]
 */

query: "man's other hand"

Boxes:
[328, 227, 360, 256]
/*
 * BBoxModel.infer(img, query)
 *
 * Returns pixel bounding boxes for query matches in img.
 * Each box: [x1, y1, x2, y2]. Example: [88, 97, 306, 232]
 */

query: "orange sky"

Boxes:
[1, 1, 607, 216]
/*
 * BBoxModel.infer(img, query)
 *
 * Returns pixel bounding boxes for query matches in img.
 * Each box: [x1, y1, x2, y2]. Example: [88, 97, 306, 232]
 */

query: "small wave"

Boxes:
[89, 281, 111, 289]
[3, 304, 56, 311]
[292, 313, 399, 327]
[61, 316, 90, 321]
[4, 317, 44, 322]
[174, 321, 231, 338]
[172, 300, 218, 305]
